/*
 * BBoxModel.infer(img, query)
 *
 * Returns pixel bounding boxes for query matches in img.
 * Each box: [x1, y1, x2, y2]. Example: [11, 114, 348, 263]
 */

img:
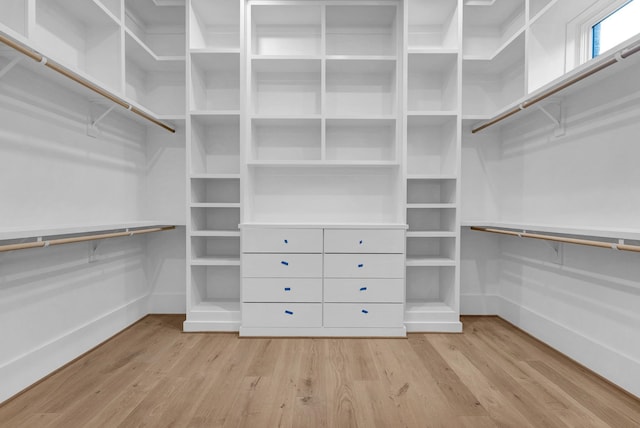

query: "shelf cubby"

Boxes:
[407, 207, 456, 233]
[191, 236, 240, 265]
[125, 0, 185, 56]
[251, 4, 321, 56]
[251, 118, 321, 161]
[191, 178, 240, 205]
[407, 115, 457, 176]
[407, 178, 456, 204]
[191, 114, 240, 175]
[408, 53, 458, 112]
[191, 207, 240, 233]
[33, 0, 122, 93]
[325, 118, 397, 162]
[326, 5, 398, 56]
[190, 265, 241, 308]
[407, 0, 458, 50]
[406, 236, 456, 266]
[0, 0, 28, 37]
[191, 52, 240, 111]
[463, 0, 525, 58]
[252, 58, 321, 116]
[326, 59, 397, 117]
[405, 266, 456, 311]
[462, 32, 525, 116]
[125, 33, 185, 115]
[190, 0, 240, 51]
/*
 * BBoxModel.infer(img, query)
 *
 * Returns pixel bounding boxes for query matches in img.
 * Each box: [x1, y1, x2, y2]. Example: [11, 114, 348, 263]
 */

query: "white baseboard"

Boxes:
[148, 292, 186, 314]
[499, 296, 640, 399]
[460, 294, 501, 315]
[0, 296, 149, 404]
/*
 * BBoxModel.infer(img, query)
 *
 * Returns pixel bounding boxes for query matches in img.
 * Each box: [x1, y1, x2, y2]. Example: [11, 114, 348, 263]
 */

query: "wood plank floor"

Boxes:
[1, 316, 639, 427]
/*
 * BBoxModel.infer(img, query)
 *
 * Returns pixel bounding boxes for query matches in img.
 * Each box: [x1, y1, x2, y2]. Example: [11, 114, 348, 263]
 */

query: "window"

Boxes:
[591, 0, 640, 58]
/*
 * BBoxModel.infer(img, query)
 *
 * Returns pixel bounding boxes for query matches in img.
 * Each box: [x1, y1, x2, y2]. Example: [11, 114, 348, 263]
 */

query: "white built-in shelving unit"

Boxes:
[185, 0, 243, 331]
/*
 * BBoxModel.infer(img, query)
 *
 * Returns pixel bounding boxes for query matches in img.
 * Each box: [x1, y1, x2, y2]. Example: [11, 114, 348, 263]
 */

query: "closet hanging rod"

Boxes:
[471, 39, 640, 134]
[470, 226, 640, 253]
[0, 226, 176, 253]
[0, 34, 176, 134]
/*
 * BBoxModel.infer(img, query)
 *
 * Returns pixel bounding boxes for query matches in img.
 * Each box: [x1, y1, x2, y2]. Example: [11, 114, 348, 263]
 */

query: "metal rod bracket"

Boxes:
[0, 57, 21, 80]
[88, 104, 116, 138]
[537, 101, 565, 137]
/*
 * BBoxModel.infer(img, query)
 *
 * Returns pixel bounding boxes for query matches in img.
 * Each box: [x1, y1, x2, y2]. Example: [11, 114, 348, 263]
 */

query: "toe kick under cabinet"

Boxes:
[240, 226, 407, 337]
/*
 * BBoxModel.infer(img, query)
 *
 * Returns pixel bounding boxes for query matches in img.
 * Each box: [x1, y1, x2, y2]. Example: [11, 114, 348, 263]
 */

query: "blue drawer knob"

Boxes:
[284, 239, 288, 244]
[285, 310, 293, 315]
[360, 287, 367, 291]
[361, 309, 369, 314]
[358, 263, 364, 268]
[284, 287, 291, 291]
[281, 261, 289, 266]
[359, 240, 363, 245]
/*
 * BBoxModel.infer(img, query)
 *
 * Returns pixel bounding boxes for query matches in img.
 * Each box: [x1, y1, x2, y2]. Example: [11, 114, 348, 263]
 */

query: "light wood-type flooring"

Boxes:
[1, 315, 639, 427]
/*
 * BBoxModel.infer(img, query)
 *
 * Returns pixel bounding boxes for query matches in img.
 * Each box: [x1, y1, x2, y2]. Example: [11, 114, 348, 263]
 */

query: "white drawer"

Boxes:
[242, 228, 322, 253]
[324, 279, 403, 303]
[243, 278, 322, 302]
[323, 303, 404, 328]
[242, 253, 322, 278]
[324, 229, 404, 254]
[324, 254, 405, 278]
[242, 303, 322, 327]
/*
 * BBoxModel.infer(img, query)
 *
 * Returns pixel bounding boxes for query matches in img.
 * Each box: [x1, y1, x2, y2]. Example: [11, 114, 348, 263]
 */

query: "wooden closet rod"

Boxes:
[0, 34, 176, 134]
[0, 226, 176, 253]
[470, 226, 640, 253]
[471, 40, 640, 134]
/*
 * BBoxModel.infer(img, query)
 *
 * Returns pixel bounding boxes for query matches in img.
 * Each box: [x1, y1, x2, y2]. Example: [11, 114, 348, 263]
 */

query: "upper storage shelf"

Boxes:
[251, 4, 321, 57]
[190, 0, 240, 51]
[407, 0, 458, 51]
[0, 0, 28, 39]
[191, 52, 240, 112]
[463, 0, 525, 58]
[326, 5, 398, 56]
[125, 0, 185, 57]
[408, 52, 458, 113]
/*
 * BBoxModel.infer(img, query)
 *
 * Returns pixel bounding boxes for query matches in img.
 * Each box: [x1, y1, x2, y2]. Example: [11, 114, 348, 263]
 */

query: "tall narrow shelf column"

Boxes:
[184, 0, 243, 331]
[404, 0, 463, 332]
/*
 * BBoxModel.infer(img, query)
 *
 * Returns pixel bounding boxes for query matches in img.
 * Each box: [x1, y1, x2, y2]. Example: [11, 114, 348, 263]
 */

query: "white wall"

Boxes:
[0, 60, 185, 403]
[460, 53, 640, 398]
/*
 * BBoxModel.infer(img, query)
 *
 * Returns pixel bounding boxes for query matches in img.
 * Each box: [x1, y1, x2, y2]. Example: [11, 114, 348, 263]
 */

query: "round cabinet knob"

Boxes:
[358, 263, 364, 268]
[284, 239, 288, 244]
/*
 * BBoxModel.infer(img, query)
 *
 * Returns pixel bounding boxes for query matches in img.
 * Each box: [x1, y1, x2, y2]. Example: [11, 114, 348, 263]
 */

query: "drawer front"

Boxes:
[323, 303, 404, 328]
[324, 229, 405, 254]
[243, 228, 323, 253]
[324, 254, 405, 278]
[242, 303, 322, 327]
[324, 278, 403, 303]
[243, 278, 322, 302]
[242, 254, 322, 278]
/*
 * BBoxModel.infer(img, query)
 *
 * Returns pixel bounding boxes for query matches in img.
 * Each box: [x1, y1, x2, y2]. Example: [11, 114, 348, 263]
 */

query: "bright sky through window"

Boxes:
[592, 0, 640, 57]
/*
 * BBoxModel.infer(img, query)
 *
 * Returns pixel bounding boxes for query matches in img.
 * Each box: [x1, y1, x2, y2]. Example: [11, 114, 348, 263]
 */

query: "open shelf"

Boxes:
[406, 236, 455, 266]
[251, 4, 321, 56]
[191, 114, 240, 175]
[191, 52, 239, 111]
[251, 58, 321, 116]
[248, 167, 402, 224]
[463, 0, 525, 58]
[408, 52, 458, 112]
[326, 5, 398, 56]
[406, 266, 456, 311]
[191, 236, 240, 265]
[407, 207, 456, 233]
[190, 265, 240, 308]
[251, 118, 321, 162]
[326, 118, 397, 162]
[407, 115, 457, 176]
[33, 0, 122, 93]
[407, 0, 458, 50]
[125, 0, 185, 57]
[190, 0, 240, 51]
[0, 0, 28, 38]
[326, 59, 397, 117]
[462, 32, 525, 116]
[408, 178, 456, 204]
[191, 178, 240, 205]
[191, 207, 240, 233]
